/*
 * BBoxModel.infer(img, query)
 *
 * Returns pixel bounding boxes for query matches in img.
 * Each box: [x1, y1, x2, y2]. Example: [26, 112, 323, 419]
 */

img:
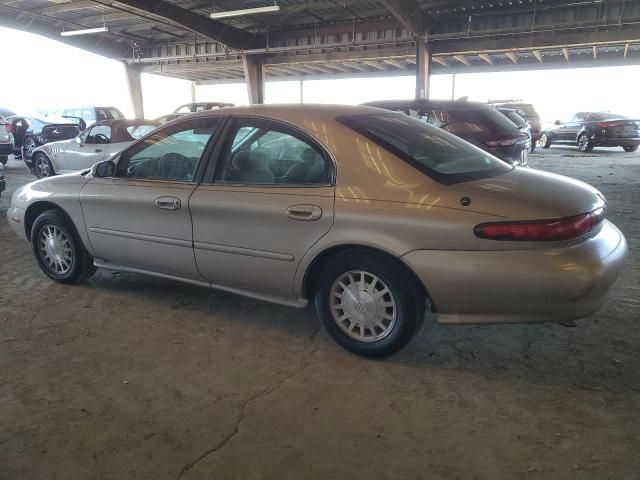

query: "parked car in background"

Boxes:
[6, 115, 82, 170]
[540, 112, 640, 153]
[364, 99, 530, 165]
[6, 105, 627, 357]
[0, 116, 14, 165]
[490, 101, 542, 150]
[155, 113, 184, 124]
[497, 107, 532, 151]
[30, 119, 159, 178]
[50, 106, 124, 129]
[173, 102, 234, 114]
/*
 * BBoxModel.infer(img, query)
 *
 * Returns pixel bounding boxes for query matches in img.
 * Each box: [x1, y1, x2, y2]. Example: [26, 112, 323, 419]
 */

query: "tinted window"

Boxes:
[96, 108, 123, 121]
[215, 119, 328, 185]
[117, 118, 220, 182]
[126, 124, 157, 139]
[339, 113, 512, 184]
[586, 112, 627, 121]
[422, 108, 517, 137]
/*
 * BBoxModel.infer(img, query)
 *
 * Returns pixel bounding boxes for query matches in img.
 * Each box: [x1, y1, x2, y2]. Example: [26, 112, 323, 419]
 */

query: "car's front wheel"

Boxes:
[578, 133, 594, 153]
[623, 145, 638, 152]
[31, 210, 96, 284]
[539, 133, 551, 148]
[314, 250, 425, 358]
[33, 153, 54, 178]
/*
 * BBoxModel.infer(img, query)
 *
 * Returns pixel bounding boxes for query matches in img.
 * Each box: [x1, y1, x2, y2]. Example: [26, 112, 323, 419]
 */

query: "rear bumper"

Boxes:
[488, 142, 529, 165]
[402, 220, 628, 324]
[593, 135, 640, 147]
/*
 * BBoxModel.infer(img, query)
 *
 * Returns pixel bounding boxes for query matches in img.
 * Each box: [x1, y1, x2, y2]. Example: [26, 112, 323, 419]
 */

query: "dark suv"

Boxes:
[489, 101, 542, 150]
[363, 99, 529, 165]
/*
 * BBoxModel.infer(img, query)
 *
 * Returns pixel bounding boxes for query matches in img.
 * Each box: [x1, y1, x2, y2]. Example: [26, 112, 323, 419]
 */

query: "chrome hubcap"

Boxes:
[579, 136, 588, 150]
[36, 156, 50, 177]
[330, 270, 397, 342]
[38, 225, 73, 274]
[540, 134, 547, 147]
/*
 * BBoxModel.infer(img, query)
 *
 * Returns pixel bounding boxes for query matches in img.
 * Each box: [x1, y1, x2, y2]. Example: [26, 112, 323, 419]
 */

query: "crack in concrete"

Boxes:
[175, 336, 322, 480]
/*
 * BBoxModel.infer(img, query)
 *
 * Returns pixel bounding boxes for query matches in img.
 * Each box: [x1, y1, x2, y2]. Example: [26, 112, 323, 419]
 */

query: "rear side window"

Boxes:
[339, 113, 512, 184]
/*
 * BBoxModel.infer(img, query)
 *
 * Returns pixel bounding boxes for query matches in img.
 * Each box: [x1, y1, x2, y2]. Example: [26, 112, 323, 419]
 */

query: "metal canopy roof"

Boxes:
[1, 0, 640, 83]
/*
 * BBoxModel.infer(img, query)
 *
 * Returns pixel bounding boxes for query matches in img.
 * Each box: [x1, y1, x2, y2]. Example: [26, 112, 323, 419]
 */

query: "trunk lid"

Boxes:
[450, 167, 605, 220]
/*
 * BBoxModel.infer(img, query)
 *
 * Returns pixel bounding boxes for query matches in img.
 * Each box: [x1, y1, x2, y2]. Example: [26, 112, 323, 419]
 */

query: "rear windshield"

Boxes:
[339, 113, 512, 184]
[587, 112, 627, 121]
[97, 107, 124, 121]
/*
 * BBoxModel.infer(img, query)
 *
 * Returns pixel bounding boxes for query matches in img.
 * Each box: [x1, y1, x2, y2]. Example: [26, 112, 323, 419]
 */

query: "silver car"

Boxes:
[30, 119, 159, 178]
[7, 105, 628, 357]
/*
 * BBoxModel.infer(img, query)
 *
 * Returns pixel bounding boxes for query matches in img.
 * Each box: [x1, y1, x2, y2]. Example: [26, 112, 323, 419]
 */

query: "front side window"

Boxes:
[116, 118, 220, 182]
[339, 113, 512, 184]
[86, 125, 111, 144]
[215, 119, 329, 185]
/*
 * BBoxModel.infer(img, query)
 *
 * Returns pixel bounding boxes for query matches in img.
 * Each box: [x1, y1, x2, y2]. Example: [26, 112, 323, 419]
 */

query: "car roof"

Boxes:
[362, 99, 492, 111]
[173, 104, 391, 124]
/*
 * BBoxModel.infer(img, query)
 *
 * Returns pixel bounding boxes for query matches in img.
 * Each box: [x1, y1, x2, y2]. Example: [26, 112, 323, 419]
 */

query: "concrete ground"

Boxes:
[1, 147, 638, 480]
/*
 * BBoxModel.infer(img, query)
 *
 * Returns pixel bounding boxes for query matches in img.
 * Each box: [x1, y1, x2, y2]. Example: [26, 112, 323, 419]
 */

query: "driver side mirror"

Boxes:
[554, 120, 562, 125]
[75, 136, 83, 145]
[92, 160, 115, 178]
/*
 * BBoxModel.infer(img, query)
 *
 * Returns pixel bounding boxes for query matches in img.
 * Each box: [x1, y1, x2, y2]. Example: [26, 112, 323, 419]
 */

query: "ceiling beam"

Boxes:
[562, 47, 570, 61]
[593, 46, 597, 59]
[505, 51, 518, 63]
[432, 56, 449, 67]
[624, 43, 629, 58]
[379, 0, 432, 37]
[478, 53, 493, 64]
[39, 0, 96, 15]
[93, 0, 264, 50]
[532, 50, 543, 63]
[452, 55, 470, 66]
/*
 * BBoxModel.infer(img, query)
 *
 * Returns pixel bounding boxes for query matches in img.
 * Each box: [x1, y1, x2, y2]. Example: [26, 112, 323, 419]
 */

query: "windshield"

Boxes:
[340, 113, 512, 184]
[96, 107, 124, 121]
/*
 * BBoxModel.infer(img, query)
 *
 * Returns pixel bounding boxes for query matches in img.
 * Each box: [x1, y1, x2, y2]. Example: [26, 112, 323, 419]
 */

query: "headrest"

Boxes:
[301, 148, 321, 164]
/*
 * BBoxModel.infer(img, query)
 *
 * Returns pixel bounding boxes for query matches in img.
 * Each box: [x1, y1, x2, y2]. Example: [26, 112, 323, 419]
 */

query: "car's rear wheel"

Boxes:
[31, 210, 96, 284]
[0, 155, 8, 165]
[33, 153, 54, 178]
[314, 250, 425, 358]
[539, 133, 551, 148]
[623, 145, 638, 152]
[22, 135, 36, 161]
[578, 133, 594, 153]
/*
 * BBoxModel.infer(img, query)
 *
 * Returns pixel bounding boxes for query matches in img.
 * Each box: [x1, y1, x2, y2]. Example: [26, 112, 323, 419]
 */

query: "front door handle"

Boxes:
[155, 196, 181, 211]
[285, 204, 322, 221]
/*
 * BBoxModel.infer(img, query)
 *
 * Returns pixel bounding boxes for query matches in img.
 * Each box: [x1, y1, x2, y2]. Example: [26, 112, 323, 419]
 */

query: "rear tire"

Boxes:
[539, 133, 551, 149]
[623, 145, 638, 152]
[31, 210, 96, 284]
[22, 135, 36, 161]
[33, 152, 54, 178]
[0, 155, 8, 165]
[578, 133, 594, 153]
[314, 250, 425, 358]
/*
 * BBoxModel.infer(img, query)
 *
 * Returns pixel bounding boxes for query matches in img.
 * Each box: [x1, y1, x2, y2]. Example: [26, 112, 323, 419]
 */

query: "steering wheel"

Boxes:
[93, 133, 110, 144]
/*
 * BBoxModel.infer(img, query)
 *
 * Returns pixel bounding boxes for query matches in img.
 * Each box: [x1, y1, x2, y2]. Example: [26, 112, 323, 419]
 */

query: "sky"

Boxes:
[1, 26, 640, 123]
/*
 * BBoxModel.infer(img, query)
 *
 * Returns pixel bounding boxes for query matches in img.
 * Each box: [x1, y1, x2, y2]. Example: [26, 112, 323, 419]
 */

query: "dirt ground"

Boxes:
[1, 147, 639, 480]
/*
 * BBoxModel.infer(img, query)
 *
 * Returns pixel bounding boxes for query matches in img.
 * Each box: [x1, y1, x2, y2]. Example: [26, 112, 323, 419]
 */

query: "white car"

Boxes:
[30, 119, 158, 178]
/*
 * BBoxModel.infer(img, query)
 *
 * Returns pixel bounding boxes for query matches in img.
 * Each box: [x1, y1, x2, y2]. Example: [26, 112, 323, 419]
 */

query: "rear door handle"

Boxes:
[285, 204, 322, 221]
[155, 196, 181, 211]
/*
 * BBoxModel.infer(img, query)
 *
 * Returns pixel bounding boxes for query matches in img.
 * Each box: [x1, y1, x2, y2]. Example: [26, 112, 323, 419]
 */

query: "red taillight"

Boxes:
[474, 207, 606, 241]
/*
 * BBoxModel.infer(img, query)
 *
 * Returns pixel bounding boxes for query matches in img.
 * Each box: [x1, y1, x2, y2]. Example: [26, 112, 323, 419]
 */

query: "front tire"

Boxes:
[31, 210, 96, 284]
[539, 133, 551, 149]
[578, 133, 594, 153]
[314, 250, 425, 358]
[623, 145, 638, 152]
[33, 152, 54, 178]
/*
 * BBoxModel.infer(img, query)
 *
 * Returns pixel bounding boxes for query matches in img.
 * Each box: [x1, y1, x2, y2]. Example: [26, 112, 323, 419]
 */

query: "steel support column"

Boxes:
[243, 54, 265, 105]
[415, 38, 432, 99]
[123, 63, 144, 119]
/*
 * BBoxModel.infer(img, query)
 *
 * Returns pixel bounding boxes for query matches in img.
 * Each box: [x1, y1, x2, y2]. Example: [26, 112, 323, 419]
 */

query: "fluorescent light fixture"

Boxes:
[210, 5, 280, 19]
[60, 26, 109, 37]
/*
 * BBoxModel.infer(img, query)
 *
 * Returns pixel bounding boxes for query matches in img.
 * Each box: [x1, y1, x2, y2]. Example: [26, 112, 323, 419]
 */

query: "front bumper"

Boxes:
[402, 220, 628, 324]
[7, 206, 27, 240]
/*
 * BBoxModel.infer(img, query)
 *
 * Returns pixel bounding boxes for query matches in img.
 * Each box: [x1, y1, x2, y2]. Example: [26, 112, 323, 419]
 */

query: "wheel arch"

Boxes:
[24, 201, 76, 242]
[32, 150, 56, 175]
[300, 244, 434, 311]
